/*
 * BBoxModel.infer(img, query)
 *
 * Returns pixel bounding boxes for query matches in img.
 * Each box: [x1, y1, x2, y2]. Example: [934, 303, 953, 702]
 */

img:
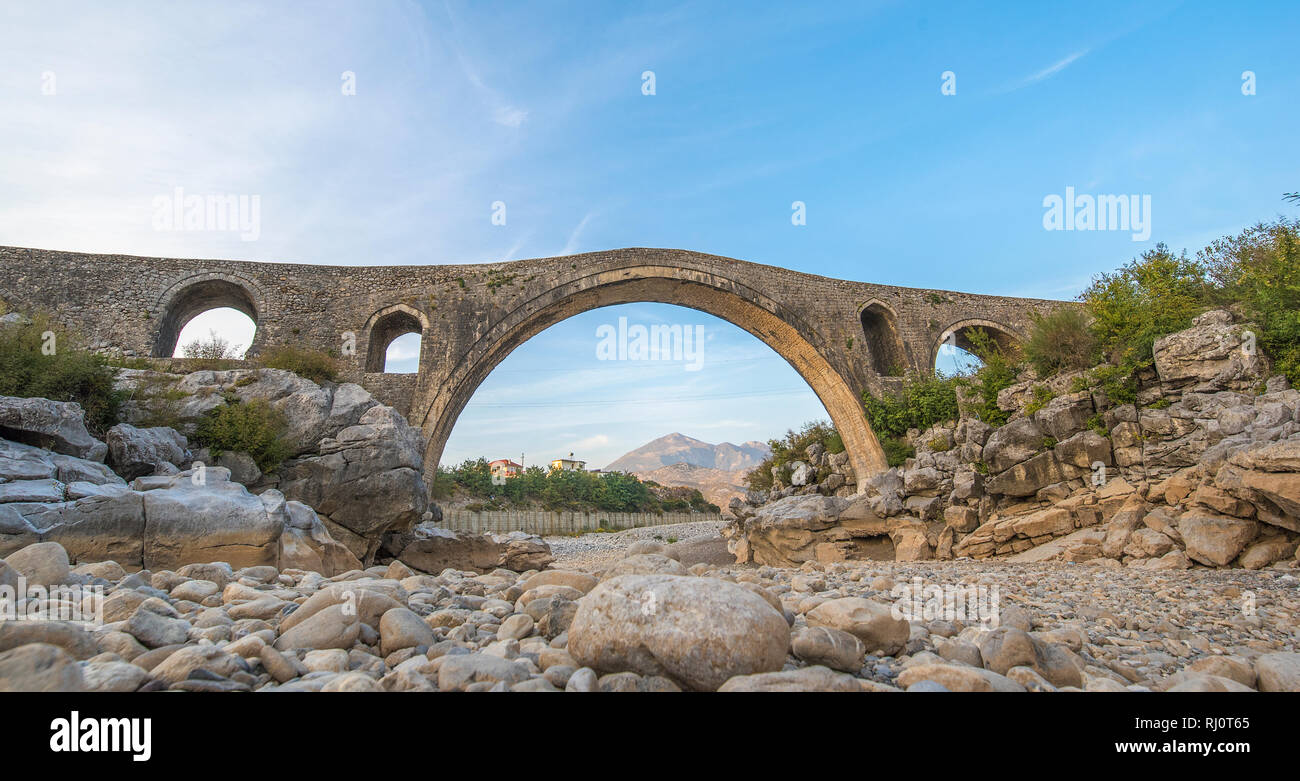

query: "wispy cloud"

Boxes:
[440, 0, 528, 127]
[560, 212, 595, 256]
[1001, 48, 1090, 93]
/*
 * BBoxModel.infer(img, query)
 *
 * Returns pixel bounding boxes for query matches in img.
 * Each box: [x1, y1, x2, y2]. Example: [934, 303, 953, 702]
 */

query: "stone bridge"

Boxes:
[0, 245, 1071, 490]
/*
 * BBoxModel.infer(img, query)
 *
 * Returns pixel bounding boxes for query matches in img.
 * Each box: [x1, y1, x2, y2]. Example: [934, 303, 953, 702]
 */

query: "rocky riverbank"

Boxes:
[726, 310, 1300, 572]
[2, 536, 1296, 692]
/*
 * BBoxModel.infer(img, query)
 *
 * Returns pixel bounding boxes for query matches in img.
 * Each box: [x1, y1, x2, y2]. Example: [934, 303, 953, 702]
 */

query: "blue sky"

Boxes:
[1, 1, 1296, 467]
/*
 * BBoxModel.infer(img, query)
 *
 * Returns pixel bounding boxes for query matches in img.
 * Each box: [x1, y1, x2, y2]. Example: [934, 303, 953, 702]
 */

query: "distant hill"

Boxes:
[604, 432, 769, 473]
[605, 433, 770, 515]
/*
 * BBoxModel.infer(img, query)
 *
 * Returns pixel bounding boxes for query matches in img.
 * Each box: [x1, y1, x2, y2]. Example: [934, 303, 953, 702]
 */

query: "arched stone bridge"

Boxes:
[0, 245, 1071, 491]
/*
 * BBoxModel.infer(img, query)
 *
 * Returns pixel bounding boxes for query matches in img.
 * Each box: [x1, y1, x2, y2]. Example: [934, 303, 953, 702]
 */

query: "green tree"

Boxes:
[1081, 244, 1209, 364]
[1199, 217, 1300, 385]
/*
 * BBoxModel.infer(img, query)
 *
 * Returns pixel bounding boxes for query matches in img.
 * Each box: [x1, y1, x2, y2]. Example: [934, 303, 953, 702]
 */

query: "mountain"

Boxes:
[637, 462, 754, 516]
[604, 433, 770, 473]
[604, 433, 771, 516]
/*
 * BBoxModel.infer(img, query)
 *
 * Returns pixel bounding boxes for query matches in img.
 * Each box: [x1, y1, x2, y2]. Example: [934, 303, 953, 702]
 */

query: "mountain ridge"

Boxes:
[604, 433, 770, 515]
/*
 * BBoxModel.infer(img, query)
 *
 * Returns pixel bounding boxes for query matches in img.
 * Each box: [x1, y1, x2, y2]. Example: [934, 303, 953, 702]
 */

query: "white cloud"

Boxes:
[560, 212, 595, 256]
[1004, 49, 1090, 92]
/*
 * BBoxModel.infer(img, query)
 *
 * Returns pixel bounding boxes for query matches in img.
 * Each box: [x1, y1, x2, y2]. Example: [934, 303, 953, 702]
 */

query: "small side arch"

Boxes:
[363, 303, 429, 373]
[858, 299, 908, 376]
[151, 273, 263, 358]
[932, 317, 1024, 369]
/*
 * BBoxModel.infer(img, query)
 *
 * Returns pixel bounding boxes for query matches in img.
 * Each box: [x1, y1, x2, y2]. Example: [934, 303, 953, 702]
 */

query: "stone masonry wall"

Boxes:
[0, 245, 1070, 487]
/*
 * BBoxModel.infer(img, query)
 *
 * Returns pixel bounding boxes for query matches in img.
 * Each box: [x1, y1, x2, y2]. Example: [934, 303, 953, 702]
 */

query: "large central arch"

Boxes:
[414, 264, 889, 492]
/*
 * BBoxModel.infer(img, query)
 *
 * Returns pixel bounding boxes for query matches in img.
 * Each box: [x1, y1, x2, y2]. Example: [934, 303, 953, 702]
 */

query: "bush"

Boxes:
[862, 374, 959, 440]
[0, 311, 122, 435]
[1081, 244, 1209, 365]
[193, 398, 292, 473]
[257, 346, 339, 384]
[954, 328, 1020, 427]
[1023, 307, 1097, 376]
[1199, 217, 1300, 386]
[880, 435, 914, 467]
[745, 420, 844, 491]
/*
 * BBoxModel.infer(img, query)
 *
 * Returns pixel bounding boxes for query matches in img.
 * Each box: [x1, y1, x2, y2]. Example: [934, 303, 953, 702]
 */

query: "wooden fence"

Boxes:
[440, 508, 724, 536]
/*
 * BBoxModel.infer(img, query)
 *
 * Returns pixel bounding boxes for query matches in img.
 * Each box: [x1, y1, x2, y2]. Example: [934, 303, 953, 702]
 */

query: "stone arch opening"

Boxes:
[364, 305, 425, 373]
[933, 318, 1022, 374]
[417, 266, 889, 492]
[152, 277, 259, 358]
[859, 301, 908, 377]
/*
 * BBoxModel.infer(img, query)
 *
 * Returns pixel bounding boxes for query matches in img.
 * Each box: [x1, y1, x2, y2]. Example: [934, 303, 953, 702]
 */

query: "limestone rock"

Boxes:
[567, 574, 789, 691]
[276, 405, 428, 559]
[0, 396, 106, 461]
[1178, 511, 1259, 567]
[0, 643, 85, 692]
[1153, 310, 1267, 392]
[106, 423, 188, 480]
[805, 597, 910, 656]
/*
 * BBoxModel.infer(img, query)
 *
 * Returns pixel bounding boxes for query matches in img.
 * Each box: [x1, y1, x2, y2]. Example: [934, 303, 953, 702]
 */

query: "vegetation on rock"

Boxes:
[745, 420, 844, 490]
[193, 398, 292, 472]
[0, 305, 122, 435]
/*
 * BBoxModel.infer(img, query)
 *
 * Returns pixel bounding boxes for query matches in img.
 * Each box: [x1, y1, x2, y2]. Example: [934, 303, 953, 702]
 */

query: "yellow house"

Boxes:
[549, 452, 586, 472]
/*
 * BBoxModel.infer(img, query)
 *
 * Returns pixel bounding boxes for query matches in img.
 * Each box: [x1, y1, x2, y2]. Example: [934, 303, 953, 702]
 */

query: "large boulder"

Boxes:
[105, 423, 188, 479]
[2, 541, 70, 587]
[1213, 435, 1300, 532]
[276, 405, 428, 560]
[0, 643, 85, 692]
[1152, 310, 1268, 392]
[277, 500, 363, 575]
[1178, 511, 1259, 567]
[4, 483, 146, 564]
[136, 468, 286, 570]
[805, 597, 910, 656]
[0, 396, 106, 461]
[723, 493, 883, 566]
[0, 438, 121, 486]
[567, 574, 790, 691]
[982, 417, 1046, 474]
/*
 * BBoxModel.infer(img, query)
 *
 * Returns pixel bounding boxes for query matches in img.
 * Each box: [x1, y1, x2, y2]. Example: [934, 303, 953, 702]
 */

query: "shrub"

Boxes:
[429, 466, 457, 501]
[745, 420, 844, 491]
[257, 346, 339, 384]
[1087, 413, 1109, 438]
[953, 328, 1019, 427]
[440, 459, 689, 514]
[862, 374, 959, 439]
[1199, 217, 1300, 386]
[1023, 384, 1056, 416]
[0, 311, 122, 435]
[1023, 307, 1097, 376]
[193, 398, 292, 472]
[881, 435, 914, 467]
[1081, 244, 1209, 364]
[1088, 363, 1139, 406]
